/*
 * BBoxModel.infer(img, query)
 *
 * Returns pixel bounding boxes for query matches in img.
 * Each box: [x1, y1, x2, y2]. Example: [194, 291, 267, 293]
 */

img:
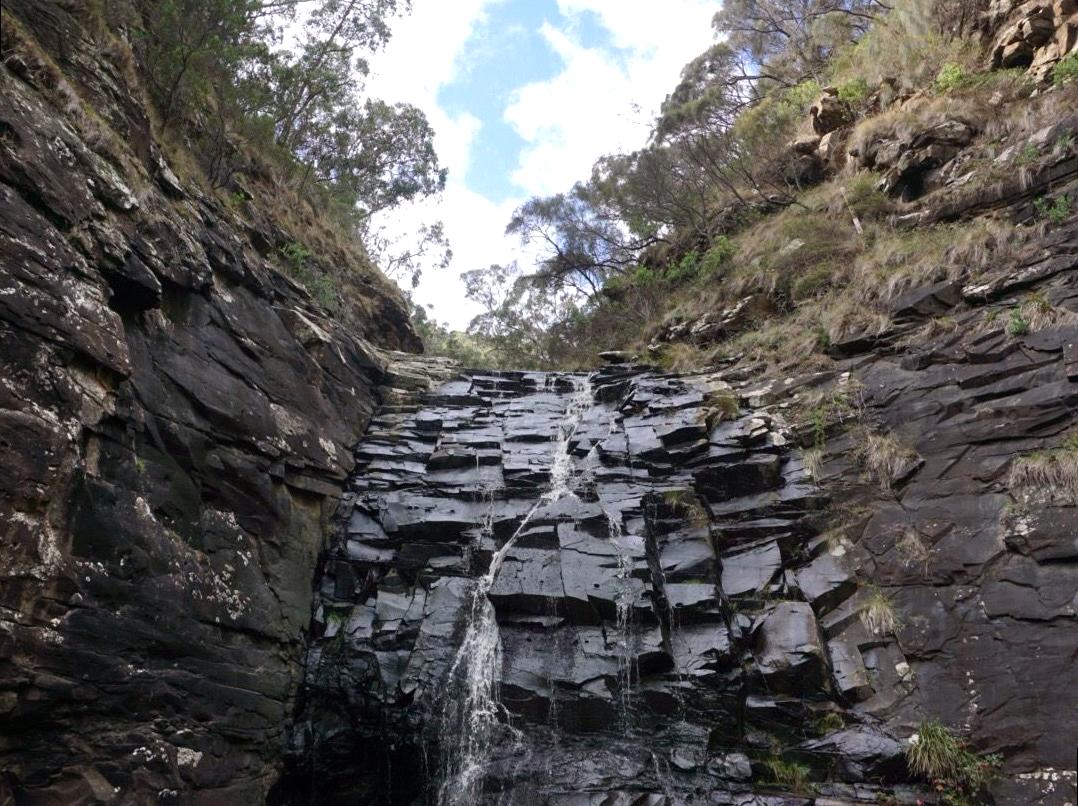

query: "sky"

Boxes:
[365, 0, 719, 329]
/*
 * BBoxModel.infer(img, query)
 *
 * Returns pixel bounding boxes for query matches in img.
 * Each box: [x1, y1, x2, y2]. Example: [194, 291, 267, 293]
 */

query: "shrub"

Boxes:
[278, 241, 338, 312]
[1006, 308, 1030, 336]
[700, 236, 737, 276]
[631, 266, 659, 287]
[837, 76, 870, 106]
[906, 720, 1002, 801]
[280, 241, 312, 273]
[667, 251, 700, 284]
[1033, 194, 1072, 226]
[933, 63, 968, 94]
[1053, 52, 1078, 86]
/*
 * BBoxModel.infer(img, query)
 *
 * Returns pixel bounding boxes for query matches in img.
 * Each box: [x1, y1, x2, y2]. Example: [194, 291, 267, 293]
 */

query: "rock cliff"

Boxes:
[281, 365, 926, 803]
[0, 2, 419, 802]
[1, 1, 1077, 805]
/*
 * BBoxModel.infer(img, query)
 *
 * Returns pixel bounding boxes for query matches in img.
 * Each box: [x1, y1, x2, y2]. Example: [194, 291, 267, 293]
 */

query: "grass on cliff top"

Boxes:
[641, 209, 1027, 373]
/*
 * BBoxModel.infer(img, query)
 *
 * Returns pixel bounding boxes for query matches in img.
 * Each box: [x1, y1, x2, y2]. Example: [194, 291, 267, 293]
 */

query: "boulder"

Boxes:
[811, 87, 854, 135]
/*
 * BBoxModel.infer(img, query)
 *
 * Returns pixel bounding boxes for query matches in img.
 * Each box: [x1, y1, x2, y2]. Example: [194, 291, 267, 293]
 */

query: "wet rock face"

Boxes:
[284, 365, 919, 804]
[0, 3, 419, 802]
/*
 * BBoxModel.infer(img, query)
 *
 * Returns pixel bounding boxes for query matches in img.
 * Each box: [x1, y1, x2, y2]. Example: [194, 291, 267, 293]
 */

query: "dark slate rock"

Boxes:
[794, 553, 856, 613]
[799, 727, 906, 782]
[752, 602, 829, 693]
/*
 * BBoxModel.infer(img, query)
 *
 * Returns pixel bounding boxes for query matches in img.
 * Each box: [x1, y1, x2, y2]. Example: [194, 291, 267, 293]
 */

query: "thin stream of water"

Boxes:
[607, 513, 637, 736]
[438, 379, 593, 805]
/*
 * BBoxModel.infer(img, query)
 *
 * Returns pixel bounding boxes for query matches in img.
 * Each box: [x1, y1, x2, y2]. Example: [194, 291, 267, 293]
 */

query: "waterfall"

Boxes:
[607, 513, 637, 736]
[438, 378, 593, 805]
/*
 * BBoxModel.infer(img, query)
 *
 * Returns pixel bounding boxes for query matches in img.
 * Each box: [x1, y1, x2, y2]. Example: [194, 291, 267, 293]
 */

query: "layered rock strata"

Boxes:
[0, 3, 422, 801]
[283, 364, 925, 804]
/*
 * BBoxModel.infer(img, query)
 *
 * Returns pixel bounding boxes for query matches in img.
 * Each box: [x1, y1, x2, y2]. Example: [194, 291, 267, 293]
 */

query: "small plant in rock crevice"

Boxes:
[278, 240, 339, 312]
[1053, 52, 1078, 86]
[762, 758, 814, 793]
[1008, 431, 1078, 504]
[858, 430, 920, 490]
[802, 447, 823, 485]
[1014, 142, 1039, 166]
[1033, 194, 1072, 226]
[814, 711, 845, 736]
[860, 584, 900, 636]
[1005, 307, 1030, 336]
[905, 719, 1002, 805]
[702, 389, 740, 428]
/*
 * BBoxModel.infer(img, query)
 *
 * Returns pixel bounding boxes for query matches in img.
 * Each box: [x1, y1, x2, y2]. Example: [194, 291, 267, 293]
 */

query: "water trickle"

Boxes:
[438, 379, 593, 805]
[607, 513, 637, 736]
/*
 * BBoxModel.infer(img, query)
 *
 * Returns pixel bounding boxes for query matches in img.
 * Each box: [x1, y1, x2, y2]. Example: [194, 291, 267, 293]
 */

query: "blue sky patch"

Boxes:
[436, 0, 630, 202]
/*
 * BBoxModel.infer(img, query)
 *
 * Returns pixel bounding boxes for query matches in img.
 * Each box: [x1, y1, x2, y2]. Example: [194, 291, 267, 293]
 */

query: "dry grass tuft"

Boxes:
[802, 448, 823, 485]
[859, 430, 920, 491]
[1009, 434, 1078, 503]
[860, 585, 900, 636]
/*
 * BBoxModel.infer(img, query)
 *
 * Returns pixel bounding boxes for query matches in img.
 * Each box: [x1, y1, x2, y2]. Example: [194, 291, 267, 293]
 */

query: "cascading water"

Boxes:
[438, 378, 594, 805]
[607, 514, 637, 735]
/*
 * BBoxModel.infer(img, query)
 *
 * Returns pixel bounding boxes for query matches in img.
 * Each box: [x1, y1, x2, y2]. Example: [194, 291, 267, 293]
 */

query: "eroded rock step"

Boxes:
[283, 362, 925, 804]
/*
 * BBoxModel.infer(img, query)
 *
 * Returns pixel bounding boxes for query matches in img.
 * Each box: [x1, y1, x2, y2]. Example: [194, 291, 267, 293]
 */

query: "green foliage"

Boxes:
[1006, 307, 1030, 336]
[1053, 52, 1078, 86]
[281, 241, 312, 273]
[411, 304, 494, 367]
[828, 0, 980, 93]
[715, 0, 885, 85]
[631, 266, 659, 287]
[933, 63, 968, 94]
[666, 251, 700, 284]
[836, 77, 869, 106]
[734, 80, 821, 149]
[701, 236, 738, 276]
[763, 758, 813, 793]
[906, 720, 1002, 804]
[136, 0, 445, 223]
[279, 241, 337, 311]
[1015, 142, 1040, 165]
[814, 712, 845, 736]
[1033, 194, 1072, 226]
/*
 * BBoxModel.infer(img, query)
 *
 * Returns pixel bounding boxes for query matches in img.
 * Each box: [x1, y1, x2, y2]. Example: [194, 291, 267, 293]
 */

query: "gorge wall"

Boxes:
[0, 2, 419, 802]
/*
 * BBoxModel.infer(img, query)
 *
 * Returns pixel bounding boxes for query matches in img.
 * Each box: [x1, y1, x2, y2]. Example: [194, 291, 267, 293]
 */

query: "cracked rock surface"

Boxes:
[281, 365, 924, 804]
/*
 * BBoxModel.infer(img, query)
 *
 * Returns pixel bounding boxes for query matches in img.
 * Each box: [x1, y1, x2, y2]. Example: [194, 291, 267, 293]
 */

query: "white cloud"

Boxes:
[505, 1, 716, 196]
[363, 0, 717, 330]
